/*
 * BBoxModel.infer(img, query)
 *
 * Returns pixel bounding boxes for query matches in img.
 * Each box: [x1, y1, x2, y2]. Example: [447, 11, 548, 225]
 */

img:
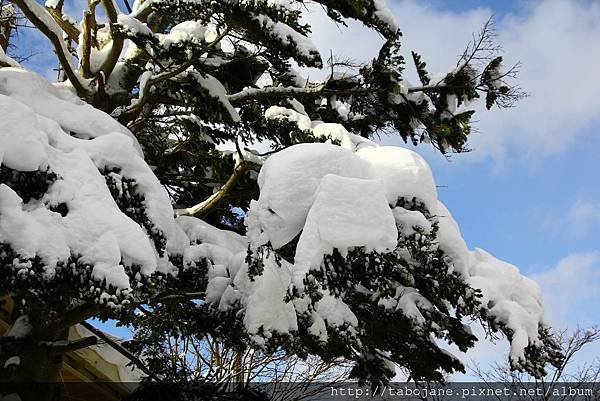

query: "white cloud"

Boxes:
[480, 1, 600, 164]
[540, 197, 600, 239]
[531, 252, 600, 328]
[566, 199, 600, 237]
[439, 321, 507, 379]
[306, 1, 600, 165]
[528, 252, 600, 378]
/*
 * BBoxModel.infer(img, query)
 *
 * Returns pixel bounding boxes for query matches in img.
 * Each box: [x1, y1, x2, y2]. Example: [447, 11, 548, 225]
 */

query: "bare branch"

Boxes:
[45, 0, 80, 43]
[45, 336, 97, 355]
[123, 0, 132, 14]
[97, 0, 123, 77]
[457, 17, 500, 69]
[11, 0, 89, 97]
[176, 154, 248, 218]
[80, 10, 93, 78]
[469, 326, 600, 401]
[80, 320, 159, 381]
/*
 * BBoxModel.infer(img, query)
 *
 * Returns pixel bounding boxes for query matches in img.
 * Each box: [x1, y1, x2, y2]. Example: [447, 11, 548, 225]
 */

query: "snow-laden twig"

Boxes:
[227, 80, 472, 106]
[44, 0, 80, 43]
[119, 27, 231, 124]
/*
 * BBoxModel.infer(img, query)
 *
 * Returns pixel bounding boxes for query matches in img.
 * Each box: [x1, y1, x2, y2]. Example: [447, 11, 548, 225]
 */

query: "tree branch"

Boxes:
[45, 0, 80, 43]
[47, 303, 100, 333]
[12, 0, 89, 97]
[98, 0, 123, 77]
[0, 1, 16, 50]
[123, 0, 132, 14]
[310, 0, 399, 39]
[45, 336, 98, 355]
[227, 84, 327, 105]
[80, 320, 159, 381]
[176, 156, 247, 218]
[226, 82, 445, 106]
[118, 27, 230, 124]
[80, 10, 93, 78]
[156, 291, 205, 301]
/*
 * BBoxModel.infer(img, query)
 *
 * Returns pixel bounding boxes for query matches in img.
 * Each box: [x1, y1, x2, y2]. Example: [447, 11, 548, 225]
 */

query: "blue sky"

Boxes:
[378, 0, 600, 374]
[308, 0, 600, 336]
[385, 0, 600, 372]
[10, 0, 600, 375]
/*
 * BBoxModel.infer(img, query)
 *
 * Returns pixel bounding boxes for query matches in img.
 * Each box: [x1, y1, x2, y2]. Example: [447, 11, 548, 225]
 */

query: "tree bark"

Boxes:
[0, 1, 15, 51]
[0, 333, 66, 401]
[0, 309, 97, 401]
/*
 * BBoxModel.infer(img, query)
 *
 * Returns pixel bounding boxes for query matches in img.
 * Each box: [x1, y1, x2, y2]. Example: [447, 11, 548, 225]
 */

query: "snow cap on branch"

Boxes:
[0, 68, 188, 296]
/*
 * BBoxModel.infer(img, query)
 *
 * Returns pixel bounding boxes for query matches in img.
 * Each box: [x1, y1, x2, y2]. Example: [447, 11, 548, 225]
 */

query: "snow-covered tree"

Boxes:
[1, 1, 559, 400]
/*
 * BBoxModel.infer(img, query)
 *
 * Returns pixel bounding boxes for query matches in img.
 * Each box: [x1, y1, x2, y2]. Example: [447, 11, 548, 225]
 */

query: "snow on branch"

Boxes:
[0, 9, 549, 384]
[0, 44, 18, 67]
[97, 0, 123, 77]
[235, 108, 559, 378]
[0, 67, 186, 301]
[117, 27, 231, 124]
[312, 0, 400, 40]
[0, 70, 547, 376]
[11, 0, 89, 96]
[44, 0, 80, 43]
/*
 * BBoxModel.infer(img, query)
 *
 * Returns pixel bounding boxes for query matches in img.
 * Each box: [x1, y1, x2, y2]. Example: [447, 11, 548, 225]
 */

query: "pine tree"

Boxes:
[1, 1, 558, 400]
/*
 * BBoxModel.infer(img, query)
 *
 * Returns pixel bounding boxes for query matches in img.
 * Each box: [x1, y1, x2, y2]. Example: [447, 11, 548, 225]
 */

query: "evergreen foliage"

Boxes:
[0, 1, 556, 400]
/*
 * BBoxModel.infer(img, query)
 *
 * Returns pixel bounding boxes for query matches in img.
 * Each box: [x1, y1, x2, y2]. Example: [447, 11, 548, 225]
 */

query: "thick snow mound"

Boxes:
[241, 133, 550, 365]
[0, 68, 141, 153]
[0, 68, 188, 292]
[248, 141, 438, 257]
[264, 105, 437, 208]
[293, 174, 398, 288]
[469, 248, 545, 364]
[240, 255, 298, 344]
[435, 201, 471, 277]
[357, 146, 437, 209]
[248, 143, 369, 249]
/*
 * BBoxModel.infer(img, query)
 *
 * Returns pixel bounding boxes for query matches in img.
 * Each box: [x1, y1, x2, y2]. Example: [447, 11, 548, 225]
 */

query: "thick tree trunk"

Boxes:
[0, 340, 65, 401]
[0, 314, 67, 401]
